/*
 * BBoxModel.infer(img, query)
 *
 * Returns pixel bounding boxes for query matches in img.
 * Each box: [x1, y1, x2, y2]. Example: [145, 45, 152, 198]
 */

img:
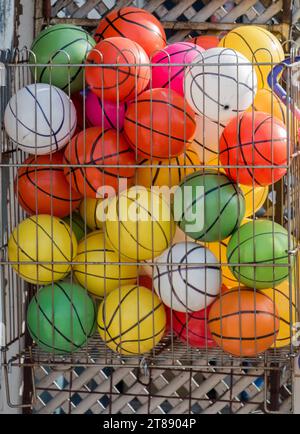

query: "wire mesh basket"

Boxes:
[0, 30, 300, 413]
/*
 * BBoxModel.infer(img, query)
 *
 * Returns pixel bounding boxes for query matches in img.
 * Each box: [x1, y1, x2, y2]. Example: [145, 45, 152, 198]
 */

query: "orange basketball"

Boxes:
[94, 6, 166, 57]
[187, 35, 219, 50]
[124, 88, 196, 159]
[16, 151, 82, 218]
[219, 112, 288, 186]
[208, 288, 280, 357]
[85, 37, 150, 102]
[64, 127, 136, 198]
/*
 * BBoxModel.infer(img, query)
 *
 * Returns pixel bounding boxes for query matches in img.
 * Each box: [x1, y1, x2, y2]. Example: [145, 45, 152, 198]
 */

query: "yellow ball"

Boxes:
[261, 283, 297, 348]
[97, 285, 166, 355]
[105, 187, 175, 261]
[219, 26, 284, 89]
[79, 197, 109, 231]
[207, 218, 252, 288]
[207, 237, 237, 288]
[73, 231, 137, 298]
[247, 88, 287, 124]
[8, 215, 77, 284]
[136, 148, 201, 188]
[207, 157, 225, 173]
[240, 184, 268, 218]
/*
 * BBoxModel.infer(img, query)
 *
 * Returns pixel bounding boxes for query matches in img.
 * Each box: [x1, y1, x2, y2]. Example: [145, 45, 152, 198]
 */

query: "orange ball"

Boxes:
[208, 288, 280, 357]
[124, 88, 196, 159]
[16, 151, 82, 218]
[94, 6, 166, 57]
[187, 35, 219, 50]
[64, 127, 136, 198]
[219, 112, 288, 186]
[85, 37, 150, 102]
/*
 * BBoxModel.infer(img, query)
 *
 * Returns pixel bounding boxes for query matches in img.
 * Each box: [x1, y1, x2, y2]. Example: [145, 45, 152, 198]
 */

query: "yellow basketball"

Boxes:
[207, 218, 252, 288]
[207, 157, 225, 173]
[247, 88, 287, 124]
[97, 284, 166, 355]
[136, 148, 201, 188]
[261, 283, 297, 348]
[8, 215, 77, 284]
[79, 197, 109, 231]
[105, 187, 175, 261]
[73, 231, 137, 298]
[219, 26, 284, 89]
[240, 184, 268, 218]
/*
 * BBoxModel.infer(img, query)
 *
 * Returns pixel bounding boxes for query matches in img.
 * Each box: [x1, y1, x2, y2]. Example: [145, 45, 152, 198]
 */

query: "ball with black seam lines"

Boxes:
[208, 288, 280, 356]
[227, 219, 295, 290]
[4, 83, 77, 155]
[97, 284, 166, 355]
[72, 230, 138, 298]
[173, 169, 246, 242]
[8, 214, 78, 284]
[27, 282, 96, 354]
[30, 24, 95, 93]
[153, 241, 222, 312]
[184, 47, 258, 125]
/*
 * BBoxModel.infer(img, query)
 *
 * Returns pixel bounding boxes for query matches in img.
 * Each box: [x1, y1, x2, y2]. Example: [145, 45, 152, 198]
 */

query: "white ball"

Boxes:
[184, 47, 257, 125]
[4, 83, 77, 155]
[153, 242, 221, 312]
[192, 114, 225, 163]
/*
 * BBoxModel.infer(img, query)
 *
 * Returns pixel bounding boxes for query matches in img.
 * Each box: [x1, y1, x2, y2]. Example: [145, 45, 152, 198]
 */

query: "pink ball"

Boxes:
[151, 42, 204, 96]
[86, 91, 126, 130]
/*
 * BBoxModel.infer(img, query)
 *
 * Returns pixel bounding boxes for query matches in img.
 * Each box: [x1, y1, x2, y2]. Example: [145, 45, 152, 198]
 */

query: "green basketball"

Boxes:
[63, 212, 89, 242]
[27, 282, 96, 353]
[227, 220, 294, 289]
[173, 169, 245, 242]
[30, 24, 95, 93]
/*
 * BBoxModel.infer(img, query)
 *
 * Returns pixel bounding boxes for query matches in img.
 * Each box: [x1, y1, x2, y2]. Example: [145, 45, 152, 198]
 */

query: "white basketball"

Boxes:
[184, 47, 258, 125]
[153, 242, 222, 312]
[192, 114, 225, 163]
[4, 83, 77, 155]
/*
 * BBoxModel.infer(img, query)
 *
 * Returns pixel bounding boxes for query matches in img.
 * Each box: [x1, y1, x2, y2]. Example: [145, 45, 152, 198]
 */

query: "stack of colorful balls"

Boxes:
[4, 6, 297, 358]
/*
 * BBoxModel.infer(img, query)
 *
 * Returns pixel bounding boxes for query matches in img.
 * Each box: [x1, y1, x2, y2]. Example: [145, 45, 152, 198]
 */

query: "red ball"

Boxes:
[94, 6, 166, 57]
[219, 112, 288, 186]
[138, 274, 153, 290]
[124, 88, 196, 159]
[187, 35, 219, 50]
[85, 37, 150, 103]
[15, 151, 82, 218]
[167, 306, 217, 348]
[63, 127, 136, 198]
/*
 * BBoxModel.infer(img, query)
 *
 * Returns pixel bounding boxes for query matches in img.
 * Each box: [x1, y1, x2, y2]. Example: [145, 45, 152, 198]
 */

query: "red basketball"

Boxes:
[167, 306, 217, 348]
[124, 88, 196, 159]
[85, 37, 150, 103]
[15, 151, 82, 218]
[63, 127, 136, 198]
[187, 35, 219, 50]
[219, 112, 288, 186]
[94, 6, 166, 57]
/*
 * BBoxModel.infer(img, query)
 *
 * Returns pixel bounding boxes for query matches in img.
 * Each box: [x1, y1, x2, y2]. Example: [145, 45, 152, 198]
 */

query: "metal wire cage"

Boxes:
[0, 41, 299, 413]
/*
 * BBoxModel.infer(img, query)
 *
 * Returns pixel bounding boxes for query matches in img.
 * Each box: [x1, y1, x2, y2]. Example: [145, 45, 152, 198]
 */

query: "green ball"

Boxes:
[173, 169, 245, 242]
[63, 212, 89, 242]
[27, 282, 96, 353]
[227, 220, 294, 289]
[30, 24, 95, 93]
